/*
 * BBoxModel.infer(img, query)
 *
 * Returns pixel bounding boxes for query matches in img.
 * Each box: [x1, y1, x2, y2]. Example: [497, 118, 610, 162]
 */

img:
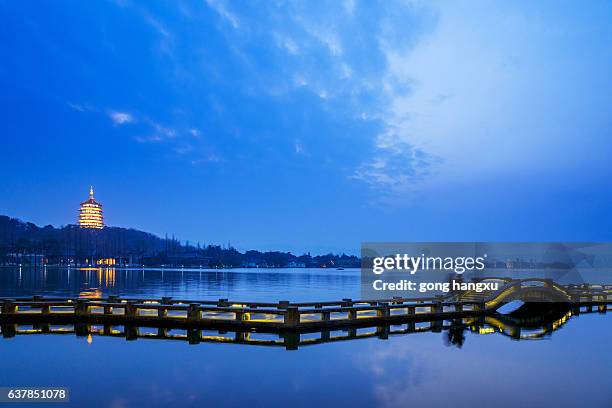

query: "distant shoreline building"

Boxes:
[78, 186, 104, 229]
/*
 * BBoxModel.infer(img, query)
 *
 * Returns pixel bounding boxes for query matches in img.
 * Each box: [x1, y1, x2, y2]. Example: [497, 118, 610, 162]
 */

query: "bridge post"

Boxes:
[125, 325, 138, 341]
[41, 304, 50, 315]
[321, 310, 331, 322]
[75, 323, 89, 337]
[75, 300, 88, 317]
[432, 302, 442, 315]
[348, 309, 357, 320]
[36, 322, 50, 333]
[33, 297, 44, 316]
[187, 304, 200, 322]
[407, 320, 415, 332]
[455, 303, 463, 313]
[104, 304, 113, 315]
[125, 301, 138, 318]
[278, 300, 290, 309]
[433, 320, 443, 332]
[320, 329, 331, 341]
[598, 304, 607, 314]
[2, 300, 17, 315]
[407, 306, 415, 316]
[234, 331, 246, 342]
[105, 296, 118, 315]
[1, 324, 16, 338]
[342, 298, 353, 307]
[159, 297, 172, 318]
[284, 306, 300, 327]
[377, 303, 390, 319]
[283, 332, 299, 350]
[376, 325, 389, 339]
[187, 328, 201, 344]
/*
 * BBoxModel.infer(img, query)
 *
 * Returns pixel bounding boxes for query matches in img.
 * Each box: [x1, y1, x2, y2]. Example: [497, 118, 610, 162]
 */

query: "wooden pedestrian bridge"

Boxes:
[0, 297, 607, 350]
[1, 278, 609, 333]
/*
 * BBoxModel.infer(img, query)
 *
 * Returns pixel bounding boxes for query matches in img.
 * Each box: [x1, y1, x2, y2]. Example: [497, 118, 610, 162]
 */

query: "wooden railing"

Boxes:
[0, 295, 489, 330]
[1, 282, 610, 330]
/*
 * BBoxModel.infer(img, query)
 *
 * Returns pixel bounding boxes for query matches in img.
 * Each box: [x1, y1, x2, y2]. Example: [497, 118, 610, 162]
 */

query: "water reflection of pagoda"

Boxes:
[78, 186, 104, 229]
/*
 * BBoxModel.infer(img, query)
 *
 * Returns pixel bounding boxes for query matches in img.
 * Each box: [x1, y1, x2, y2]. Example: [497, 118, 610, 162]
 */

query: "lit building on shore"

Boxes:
[79, 186, 104, 229]
[96, 258, 116, 266]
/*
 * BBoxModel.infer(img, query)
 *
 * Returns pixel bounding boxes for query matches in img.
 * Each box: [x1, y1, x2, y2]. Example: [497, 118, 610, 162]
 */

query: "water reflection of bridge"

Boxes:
[0, 304, 607, 350]
[1, 279, 610, 345]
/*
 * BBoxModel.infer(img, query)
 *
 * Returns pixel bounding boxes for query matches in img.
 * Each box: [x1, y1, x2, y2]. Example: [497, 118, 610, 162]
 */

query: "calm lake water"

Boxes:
[0, 267, 610, 408]
[0, 266, 363, 301]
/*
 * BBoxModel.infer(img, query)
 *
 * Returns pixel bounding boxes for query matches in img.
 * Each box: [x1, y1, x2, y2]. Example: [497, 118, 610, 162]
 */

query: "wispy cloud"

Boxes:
[352, 130, 440, 197]
[151, 122, 176, 138]
[67, 102, 86, 112]
[174, 144, 193, 155]
[69, 98, 210, 164]
[111, 0, 174, 56]
[74, 103, 205, 164]
[97, 0, 611, 203]
[305, 26, 343, 56]
[134, 120, 177, 143]
[108, 111, 135, 125]
[190, 154, 222, 165]
[275, 33, 300, 55]
[205, 0, 240, 29]
[67, 102, 97, 112]
[144, 14, 170, 38]
[129, 119, 219, 166]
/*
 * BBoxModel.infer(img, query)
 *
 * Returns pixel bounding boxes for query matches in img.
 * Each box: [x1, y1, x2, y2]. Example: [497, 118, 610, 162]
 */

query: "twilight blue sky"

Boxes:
[1, 0, 611, 254]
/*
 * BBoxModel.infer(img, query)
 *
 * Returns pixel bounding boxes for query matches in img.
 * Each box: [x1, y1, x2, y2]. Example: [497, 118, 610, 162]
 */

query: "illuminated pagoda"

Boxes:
[78, 186, 104, 229]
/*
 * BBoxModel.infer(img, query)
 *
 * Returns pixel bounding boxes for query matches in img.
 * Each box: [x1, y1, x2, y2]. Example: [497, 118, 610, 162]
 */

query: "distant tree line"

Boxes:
[0, 215, 360, 268]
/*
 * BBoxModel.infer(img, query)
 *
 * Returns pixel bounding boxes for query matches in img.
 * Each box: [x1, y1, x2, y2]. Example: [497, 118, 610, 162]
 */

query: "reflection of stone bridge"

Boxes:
[0, 279, 610, 337]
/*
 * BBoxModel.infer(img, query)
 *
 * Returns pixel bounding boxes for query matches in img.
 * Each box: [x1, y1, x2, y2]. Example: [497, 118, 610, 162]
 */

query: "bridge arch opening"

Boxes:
[487, 281, 572, 312]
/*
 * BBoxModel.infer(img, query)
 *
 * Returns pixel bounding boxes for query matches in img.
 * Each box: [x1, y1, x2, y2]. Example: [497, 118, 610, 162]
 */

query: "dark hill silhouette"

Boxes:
[0, 215, 359, 268]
